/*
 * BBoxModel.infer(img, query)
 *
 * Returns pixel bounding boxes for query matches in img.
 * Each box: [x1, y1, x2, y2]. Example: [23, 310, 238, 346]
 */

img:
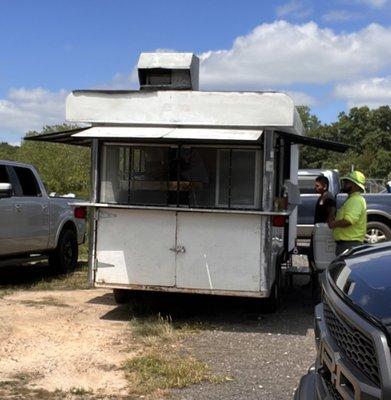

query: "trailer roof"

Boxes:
[24, 88, 350, 152]
[65, 90, 304, 135]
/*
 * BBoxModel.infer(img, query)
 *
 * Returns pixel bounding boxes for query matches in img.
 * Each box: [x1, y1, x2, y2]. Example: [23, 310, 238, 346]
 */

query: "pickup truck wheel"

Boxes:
[365, 221, 391, 244]
[49, 229, 78, 274]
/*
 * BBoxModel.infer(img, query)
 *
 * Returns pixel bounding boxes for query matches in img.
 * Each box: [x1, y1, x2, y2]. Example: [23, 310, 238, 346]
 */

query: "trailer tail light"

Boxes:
[272, 215, 285, 227]
[74, 206, 87, 220]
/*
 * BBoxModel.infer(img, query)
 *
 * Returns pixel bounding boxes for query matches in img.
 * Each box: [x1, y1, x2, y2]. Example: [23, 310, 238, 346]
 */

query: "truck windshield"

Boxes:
[100, 144, 261, 209]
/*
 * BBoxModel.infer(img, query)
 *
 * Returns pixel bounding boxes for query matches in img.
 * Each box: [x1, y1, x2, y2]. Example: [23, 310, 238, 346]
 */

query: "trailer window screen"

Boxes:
[100, 144, 261, 209]
[217, 150, 257, 207]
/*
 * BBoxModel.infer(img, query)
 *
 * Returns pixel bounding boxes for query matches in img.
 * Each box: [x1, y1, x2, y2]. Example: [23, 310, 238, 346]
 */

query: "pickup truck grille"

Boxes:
[323, 378, 343, 400]
[323, 301, 381, 387]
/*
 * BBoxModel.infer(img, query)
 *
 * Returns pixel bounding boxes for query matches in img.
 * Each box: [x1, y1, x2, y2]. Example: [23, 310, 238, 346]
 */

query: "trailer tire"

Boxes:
[49, 229, 78, 274]
[113, 289, 131, 304]
[264, 263, 282, 313]
[365, 221, 391, 244]
[265, 281, 281, 313]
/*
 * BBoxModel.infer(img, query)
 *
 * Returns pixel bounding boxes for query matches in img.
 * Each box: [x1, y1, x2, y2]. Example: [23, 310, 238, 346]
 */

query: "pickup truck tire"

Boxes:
[365, 221, 391, 244]
[49, 229, 78, 274]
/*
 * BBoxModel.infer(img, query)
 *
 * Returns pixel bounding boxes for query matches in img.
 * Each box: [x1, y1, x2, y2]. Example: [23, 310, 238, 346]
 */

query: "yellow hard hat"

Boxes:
[341, 171, 366, 191]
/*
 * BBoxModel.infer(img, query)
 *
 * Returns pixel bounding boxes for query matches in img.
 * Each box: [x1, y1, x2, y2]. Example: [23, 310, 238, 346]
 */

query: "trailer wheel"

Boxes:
[49, 229, 78, 274]
[365, 221, 391, 244]
[264, 263, 282, 313]
[113, 289, 131, 304]
[265, 280, 281, 313]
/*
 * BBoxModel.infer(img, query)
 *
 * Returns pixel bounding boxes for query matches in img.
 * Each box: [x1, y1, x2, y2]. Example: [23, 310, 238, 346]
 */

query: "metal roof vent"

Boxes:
[138, 52, 199, 91]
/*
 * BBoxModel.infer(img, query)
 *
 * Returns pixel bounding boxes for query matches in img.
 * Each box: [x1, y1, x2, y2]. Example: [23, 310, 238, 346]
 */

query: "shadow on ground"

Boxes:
[95, 281, 318, 337]
[0, 261, 88, 289]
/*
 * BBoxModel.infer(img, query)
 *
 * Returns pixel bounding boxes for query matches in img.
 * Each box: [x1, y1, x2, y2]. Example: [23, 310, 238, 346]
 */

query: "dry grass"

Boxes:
[124, 353, 215, 395]
[125, 313, 223, 396]
[130, 314, 175, 341]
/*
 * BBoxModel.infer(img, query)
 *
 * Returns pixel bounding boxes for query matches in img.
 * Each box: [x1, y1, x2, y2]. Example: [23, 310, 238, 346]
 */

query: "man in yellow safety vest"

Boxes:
[329, 171, 367, 256]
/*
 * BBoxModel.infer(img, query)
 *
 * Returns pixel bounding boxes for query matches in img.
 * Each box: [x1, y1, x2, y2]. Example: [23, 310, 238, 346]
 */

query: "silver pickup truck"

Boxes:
[0, 160, 86, 272]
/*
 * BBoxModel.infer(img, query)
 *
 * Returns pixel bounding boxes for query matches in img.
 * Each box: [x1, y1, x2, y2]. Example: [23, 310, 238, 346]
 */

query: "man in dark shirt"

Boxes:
[307, 175, 336, 276]
[313, 176, 336, 225]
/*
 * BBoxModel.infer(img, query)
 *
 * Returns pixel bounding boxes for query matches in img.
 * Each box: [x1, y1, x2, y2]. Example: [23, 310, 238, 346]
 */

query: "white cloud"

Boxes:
[357, 0, 388, 8]
[0, 88, 68, 139]
[286, 91, 317, 106]
[322, 9, 359, 22]
[333, 76, 391, 108]
[199, 21, 391, 88]
[276, 0, 313, 19]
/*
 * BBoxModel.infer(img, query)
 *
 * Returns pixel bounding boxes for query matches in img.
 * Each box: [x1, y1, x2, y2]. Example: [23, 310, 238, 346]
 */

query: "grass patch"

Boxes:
[130, 314, 175, 341]
[78, 242, 89, 261]
[130, 313, 209, 343]
[124, 353, 218, 395]
[0, 261, 89, 298]
[125, 313, 223, 396]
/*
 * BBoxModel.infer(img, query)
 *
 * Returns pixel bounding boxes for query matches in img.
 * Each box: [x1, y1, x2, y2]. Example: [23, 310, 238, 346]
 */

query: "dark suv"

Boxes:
[295, 243, 391, 400]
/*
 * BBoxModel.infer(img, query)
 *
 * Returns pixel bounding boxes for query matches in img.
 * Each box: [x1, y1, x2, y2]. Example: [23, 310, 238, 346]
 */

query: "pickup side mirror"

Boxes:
[0, 183, 12, 198]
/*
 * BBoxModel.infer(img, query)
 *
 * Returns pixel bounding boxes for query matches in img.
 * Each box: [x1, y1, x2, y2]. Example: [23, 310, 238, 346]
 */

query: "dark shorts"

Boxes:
[335, 241, 363, 256]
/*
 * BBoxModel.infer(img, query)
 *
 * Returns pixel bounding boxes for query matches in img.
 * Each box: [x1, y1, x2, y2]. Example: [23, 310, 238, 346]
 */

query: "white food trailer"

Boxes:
[28, 52, 348, 307]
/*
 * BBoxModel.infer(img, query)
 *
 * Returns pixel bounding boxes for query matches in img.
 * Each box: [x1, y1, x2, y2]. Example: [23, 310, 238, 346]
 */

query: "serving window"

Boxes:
[100, 144, 262, 209]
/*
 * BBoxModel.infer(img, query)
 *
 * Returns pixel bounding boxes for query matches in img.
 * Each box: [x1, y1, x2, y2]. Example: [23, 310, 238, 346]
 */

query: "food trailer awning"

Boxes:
[25, 125, 351, 152]
[278, 131, 351, 153]
[71, 126, 263, 141]
[25, 126, 264, 144]
[24, 126, 92, 146]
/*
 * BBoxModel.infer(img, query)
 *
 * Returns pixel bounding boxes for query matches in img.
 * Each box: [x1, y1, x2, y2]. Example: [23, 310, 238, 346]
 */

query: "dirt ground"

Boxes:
[0, 289, 132, 399]
[0, 286, 316, 399]
[0, 256, 316, 399]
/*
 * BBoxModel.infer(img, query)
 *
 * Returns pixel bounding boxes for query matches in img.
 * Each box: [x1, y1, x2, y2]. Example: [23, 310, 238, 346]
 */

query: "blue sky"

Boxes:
[1, 0, 391, 143]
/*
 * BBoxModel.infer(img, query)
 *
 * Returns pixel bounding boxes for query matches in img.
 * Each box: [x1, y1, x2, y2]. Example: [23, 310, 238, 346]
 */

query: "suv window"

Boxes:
[13, 166, 41, 196]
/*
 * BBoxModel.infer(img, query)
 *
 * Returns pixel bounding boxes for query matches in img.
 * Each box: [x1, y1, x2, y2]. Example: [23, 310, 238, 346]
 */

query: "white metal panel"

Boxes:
[73, 126, 263, 141]
[175, 212, 262, 292]
[95, 209, 176, 286]
[66, 90, 303, 134]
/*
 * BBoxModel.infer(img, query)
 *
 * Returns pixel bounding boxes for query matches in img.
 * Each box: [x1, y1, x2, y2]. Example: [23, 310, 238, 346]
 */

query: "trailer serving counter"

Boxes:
[27, 52, 349, 308]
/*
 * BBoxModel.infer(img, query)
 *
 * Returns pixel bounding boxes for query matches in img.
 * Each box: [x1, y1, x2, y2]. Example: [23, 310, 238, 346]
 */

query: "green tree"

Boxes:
[1, 124, 90, 198]
[0, 142, 19, 161]
[298, 105, 391, 180]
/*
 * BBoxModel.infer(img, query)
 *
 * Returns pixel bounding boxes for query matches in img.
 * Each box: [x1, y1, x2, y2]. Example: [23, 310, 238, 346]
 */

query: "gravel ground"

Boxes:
[169, 279, 317, 400]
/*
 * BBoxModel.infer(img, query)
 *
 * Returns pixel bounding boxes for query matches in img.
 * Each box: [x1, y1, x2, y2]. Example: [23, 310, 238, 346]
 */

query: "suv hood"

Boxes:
[328, 243, 391, 334]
